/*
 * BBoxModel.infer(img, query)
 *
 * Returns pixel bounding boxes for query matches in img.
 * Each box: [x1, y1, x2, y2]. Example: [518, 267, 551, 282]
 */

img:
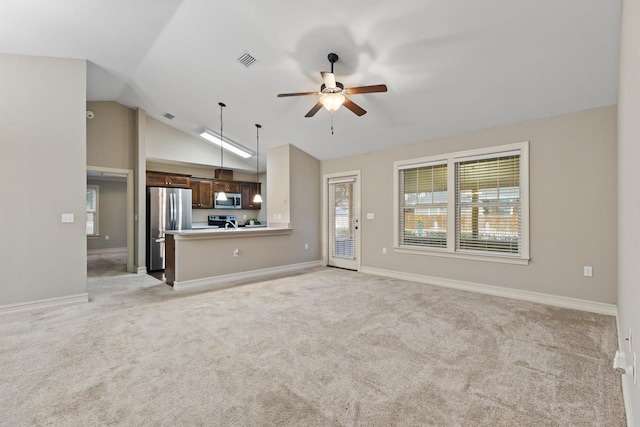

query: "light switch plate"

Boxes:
[61, 213, 74, 223]
[583, 266, 592, 277]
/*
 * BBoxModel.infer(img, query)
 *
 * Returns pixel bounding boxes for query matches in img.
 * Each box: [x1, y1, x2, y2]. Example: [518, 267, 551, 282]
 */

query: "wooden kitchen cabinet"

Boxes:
[190, 179, 214, 209]
[241, 183, 262, 209]
[146, 171, 191, 188]
[213, 180, 240, 194]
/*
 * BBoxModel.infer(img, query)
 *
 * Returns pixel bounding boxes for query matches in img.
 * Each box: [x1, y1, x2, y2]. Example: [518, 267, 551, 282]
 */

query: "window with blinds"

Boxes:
[456, 155, 520, 254]
[399, 163, 447, 248]
[394, 142, 528, 261]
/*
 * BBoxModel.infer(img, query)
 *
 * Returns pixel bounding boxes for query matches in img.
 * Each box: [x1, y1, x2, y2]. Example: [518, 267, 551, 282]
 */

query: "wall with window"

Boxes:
[87, 178, 127, 251]
[321, 106, 617, 304]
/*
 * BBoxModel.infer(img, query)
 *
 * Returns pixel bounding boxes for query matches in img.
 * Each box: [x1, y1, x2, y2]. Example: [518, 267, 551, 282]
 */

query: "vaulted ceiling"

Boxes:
[1, 1, 622, 169]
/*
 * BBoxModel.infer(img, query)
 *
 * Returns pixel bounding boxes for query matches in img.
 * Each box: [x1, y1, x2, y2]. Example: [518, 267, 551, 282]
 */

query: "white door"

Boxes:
[328, 175, 359, 270]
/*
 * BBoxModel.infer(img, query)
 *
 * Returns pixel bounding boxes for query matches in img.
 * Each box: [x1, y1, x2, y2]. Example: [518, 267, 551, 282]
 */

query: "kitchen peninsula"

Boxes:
[165, 227, 297, 290]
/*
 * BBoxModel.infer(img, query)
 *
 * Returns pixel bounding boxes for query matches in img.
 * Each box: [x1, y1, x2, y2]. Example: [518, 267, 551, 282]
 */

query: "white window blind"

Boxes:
[455, 154, 520, 254]
[399, 163, 447, 248]
[394, 142, 528, 263]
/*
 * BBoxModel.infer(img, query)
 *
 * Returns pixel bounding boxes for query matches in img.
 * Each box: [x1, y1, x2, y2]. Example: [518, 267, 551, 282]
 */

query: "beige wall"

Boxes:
[617, 0, 640, 421]
[87, 178, 127, 251]
[0, 54, 87, 306]
[86, 101, 135, 169]
[322, 106, 617, 304]
[267, 144, 291, 226]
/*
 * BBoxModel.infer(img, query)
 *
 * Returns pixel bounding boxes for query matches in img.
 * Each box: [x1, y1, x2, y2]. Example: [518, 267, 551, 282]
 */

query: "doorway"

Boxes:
[324, 171, 361, 271]
[86, 166, 135, 275]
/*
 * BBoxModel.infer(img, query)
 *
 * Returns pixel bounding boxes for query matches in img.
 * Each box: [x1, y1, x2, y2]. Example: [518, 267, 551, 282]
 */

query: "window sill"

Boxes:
[394, 246, 530, 265]
[87, 235, 100, 239]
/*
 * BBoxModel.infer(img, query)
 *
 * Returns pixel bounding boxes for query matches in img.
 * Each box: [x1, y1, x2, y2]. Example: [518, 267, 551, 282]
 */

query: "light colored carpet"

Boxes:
[0, 268, 626, 426]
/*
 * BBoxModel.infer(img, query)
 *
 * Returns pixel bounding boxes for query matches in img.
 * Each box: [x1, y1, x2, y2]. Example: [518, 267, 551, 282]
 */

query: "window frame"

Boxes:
[393, 141, 529, 265]
[86, 184, 99, 237]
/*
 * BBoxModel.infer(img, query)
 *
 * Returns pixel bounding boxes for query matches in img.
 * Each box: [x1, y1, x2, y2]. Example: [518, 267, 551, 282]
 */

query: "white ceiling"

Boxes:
[1, 0, 622, 169]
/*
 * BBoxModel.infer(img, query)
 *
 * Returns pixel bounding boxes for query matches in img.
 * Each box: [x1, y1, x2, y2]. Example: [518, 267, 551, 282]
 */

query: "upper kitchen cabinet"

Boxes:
[146, 171, 191, 189]
[241, 183, 262, 209]
[213, 181, 240, 194]
[190, 179, 214, 209]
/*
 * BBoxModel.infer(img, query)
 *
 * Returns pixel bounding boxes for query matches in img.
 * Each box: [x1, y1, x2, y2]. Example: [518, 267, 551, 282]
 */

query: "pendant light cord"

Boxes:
[255, 124, 261, 184]
[219, 102, 225, 170]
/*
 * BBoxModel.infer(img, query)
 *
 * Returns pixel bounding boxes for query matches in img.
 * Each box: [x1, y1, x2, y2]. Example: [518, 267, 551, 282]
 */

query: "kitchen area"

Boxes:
[146, 167, 290, 286]
[87, 102, 321, 291]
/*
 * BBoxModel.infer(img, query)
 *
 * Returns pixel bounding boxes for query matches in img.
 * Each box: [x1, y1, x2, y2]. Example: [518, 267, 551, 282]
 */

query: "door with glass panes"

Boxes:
[328, 175, 359, 270]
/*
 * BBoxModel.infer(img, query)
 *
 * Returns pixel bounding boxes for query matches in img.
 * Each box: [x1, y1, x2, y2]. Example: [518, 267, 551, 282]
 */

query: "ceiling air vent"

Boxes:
[163, 112, 175, 120]
[237, 52, 257, 68]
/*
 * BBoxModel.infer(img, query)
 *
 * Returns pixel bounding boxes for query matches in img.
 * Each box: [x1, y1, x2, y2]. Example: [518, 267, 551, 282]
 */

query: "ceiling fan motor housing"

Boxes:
[321, 82, 344, 94]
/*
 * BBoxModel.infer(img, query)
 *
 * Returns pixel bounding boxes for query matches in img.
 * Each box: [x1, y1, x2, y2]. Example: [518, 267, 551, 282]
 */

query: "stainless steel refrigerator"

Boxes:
[147, 187, 192, 271]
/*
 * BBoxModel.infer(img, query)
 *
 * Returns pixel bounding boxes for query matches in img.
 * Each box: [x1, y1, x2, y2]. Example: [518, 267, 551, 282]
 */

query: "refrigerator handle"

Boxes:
[170, 192, 175, 230]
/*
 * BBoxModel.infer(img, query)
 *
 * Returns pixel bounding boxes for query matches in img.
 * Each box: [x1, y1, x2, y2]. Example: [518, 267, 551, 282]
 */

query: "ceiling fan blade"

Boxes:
[345, 84, 388, 95]
[343, 98, 367, 116]
[305, 101, 323, 118]
[321, 72, 336, 89]
[277, 91, 319, 97]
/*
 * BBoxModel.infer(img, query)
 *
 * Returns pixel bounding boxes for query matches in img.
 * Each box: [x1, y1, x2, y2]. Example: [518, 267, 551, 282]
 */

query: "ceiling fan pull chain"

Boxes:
[331, 113, 334, 135]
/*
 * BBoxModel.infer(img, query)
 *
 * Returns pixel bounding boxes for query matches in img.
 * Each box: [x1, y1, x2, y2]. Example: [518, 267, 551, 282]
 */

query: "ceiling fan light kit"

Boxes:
[277, 52, 387, 119]
[320, 93, 345, 112]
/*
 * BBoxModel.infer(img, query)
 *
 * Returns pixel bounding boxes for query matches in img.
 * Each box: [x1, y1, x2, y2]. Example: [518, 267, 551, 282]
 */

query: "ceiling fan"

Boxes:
[278, 53, 388, 117]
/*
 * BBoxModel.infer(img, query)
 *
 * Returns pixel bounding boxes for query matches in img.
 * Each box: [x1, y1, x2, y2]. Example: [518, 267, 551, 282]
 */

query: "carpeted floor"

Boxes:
[0, 267, 626, 426]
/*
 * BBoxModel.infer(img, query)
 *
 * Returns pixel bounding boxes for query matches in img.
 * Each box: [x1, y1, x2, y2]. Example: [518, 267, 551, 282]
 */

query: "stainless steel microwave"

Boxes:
[214, 192, 241, 209]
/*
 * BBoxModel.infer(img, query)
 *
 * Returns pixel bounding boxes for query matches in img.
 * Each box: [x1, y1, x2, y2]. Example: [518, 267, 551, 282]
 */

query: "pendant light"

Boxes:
[216, 102, 227, 202]
[253, 124, 263, 204]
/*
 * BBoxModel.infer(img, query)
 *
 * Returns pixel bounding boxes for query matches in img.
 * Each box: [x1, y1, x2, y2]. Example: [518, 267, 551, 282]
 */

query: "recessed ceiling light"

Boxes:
[199, 129, 252, 159]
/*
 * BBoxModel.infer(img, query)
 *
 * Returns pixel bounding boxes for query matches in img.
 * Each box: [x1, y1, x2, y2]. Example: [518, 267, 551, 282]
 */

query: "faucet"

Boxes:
[225, 219, 238, 230]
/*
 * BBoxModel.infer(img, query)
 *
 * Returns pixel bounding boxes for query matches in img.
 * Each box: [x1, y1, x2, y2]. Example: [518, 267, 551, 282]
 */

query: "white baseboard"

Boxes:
[136, 266, 147, 274]
[87, 247, 127, 255]
[0, 293, 88, 315]
[616, 310, 635, 427]
[173, 260, 323, 291]
[360, 266, 617, 316]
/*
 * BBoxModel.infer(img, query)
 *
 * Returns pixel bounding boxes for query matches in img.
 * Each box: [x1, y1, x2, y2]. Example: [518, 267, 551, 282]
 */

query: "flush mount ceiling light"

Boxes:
[199, 130, 253, 159]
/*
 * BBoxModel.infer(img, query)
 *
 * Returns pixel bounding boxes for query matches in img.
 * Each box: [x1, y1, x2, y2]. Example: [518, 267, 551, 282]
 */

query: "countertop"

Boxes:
[166, 226, 291, 240]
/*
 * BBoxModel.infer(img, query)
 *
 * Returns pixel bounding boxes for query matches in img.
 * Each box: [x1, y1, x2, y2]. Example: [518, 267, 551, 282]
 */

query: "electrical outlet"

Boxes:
[61, 213, 74, 223]
[233, 249, 239, 257]
[105, 235, 109, 240]
[367, 213, 374, 220]
[243, 214, 247, 220]
[304, 243, 309, 250]
[583, 266, 592, 277]
[382, 247, 387, 255]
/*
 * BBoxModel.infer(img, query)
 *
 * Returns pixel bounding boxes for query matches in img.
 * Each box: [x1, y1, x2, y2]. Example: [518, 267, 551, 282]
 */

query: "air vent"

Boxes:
[237, 52, 257, 68]
[163, 112, 175, 120]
